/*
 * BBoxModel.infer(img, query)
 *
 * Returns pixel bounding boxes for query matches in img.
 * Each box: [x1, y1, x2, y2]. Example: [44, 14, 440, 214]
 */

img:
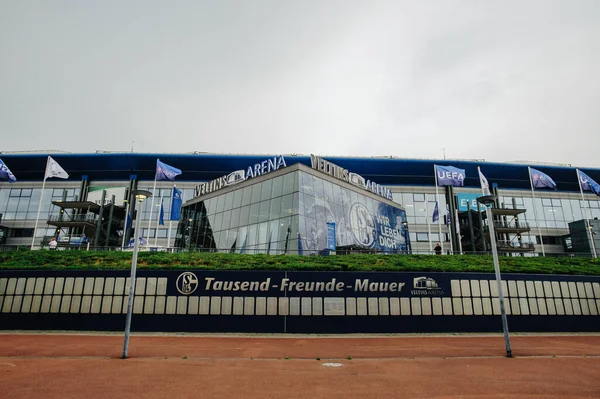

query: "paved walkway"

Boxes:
[1, 333, 599, 398]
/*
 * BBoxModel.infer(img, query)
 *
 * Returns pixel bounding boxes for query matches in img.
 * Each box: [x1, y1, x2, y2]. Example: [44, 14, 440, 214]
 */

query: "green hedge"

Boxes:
[0, 250, 599, 275]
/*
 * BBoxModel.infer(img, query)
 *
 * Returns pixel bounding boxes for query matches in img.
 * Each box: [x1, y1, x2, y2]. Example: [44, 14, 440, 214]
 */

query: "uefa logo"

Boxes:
[348, 203, 376, 247]
[176, 272, 199, 295]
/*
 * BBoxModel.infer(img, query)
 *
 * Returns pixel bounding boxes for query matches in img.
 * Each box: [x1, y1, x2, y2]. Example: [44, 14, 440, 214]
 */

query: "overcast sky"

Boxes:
[1, 1, 599, 166]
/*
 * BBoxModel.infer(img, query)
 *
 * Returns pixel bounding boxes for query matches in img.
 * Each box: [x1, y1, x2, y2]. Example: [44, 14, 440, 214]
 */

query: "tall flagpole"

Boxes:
[167, 220, 173, 248]
[446, 204, 455, 254]
[434, 165, 444, 253]
[153, 194, 163, 246]
[577, 169, 598, 258]
[528, 166, 545, 256]
[146, 171, 158, 246]
[121, 214, 128, 250]
[167, 184, 175, 249]
[478, 166, 512, 357]
[31, 156, 50, 250]
[455, 209, 463, 254]
[426, 201, 433, 253]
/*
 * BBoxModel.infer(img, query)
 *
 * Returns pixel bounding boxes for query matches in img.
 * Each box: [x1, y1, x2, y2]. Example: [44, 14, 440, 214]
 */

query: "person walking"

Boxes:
[434, 243, 442, 255]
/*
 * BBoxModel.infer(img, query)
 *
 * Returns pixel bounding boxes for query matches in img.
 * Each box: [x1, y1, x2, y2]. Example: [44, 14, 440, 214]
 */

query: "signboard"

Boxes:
[2, 269, 599, 334]
[457, 193, 487, 212]
[299, 188, 408, 253]
[194, 155, 287, 197]
[310, 154, 393, 200]
[435, 165, 466, 187]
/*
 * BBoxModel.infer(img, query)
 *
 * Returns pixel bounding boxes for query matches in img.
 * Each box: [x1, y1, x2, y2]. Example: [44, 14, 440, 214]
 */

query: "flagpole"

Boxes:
[31, 156, 50, 250]
[434, 165, 444, 254]
[146, 173, 158, 246]
[153, 194, 163, 246]
[455, 209, 463, 254]
[167, 184, 175, 249]
[577, 169, 598, 258]
[167, 220, 173, 249]
[121, 215, 128, 250]
[426, 201, 433, 253]
[121, 192, 130, 250]
[528, 166, 545, 256]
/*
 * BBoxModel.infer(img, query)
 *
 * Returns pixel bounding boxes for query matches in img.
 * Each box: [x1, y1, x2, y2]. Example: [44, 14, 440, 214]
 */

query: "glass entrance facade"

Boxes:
[175, 164, 409, 255]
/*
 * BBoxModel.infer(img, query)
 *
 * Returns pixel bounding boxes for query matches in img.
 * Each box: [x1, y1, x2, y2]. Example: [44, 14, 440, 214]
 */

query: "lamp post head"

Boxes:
[132, 189, 152, 203]
[477, 195, 497, 206]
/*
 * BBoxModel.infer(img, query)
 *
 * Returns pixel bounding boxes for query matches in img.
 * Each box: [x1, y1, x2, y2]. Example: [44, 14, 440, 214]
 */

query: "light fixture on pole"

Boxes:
[478, 194, 512, 358]
[122, 189, 152, 359]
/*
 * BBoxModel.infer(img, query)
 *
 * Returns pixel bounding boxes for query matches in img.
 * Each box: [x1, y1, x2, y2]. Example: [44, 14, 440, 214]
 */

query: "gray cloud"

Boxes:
[1, 1, 598, 167]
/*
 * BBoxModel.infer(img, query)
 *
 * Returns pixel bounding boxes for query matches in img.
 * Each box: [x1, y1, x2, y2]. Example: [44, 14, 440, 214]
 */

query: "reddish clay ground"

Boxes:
[1, 333, 599, 399]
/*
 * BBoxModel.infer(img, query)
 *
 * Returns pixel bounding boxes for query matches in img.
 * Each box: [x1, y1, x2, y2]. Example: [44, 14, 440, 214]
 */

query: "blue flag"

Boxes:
[125, 212, 132, 231]
[432, 202, 439, 223]
[0, 158, 17, 182]
[435, 165, 466, 187]
[159, 199, 165, 226]
[530, 167, 557, 190]
[156, 159, 182, 181]
[578, 170, 600, 196]
[170, 187, 182, 220]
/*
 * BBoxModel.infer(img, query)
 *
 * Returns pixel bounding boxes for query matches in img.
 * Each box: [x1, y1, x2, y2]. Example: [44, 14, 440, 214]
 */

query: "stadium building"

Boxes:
[0, 152, 599, 257]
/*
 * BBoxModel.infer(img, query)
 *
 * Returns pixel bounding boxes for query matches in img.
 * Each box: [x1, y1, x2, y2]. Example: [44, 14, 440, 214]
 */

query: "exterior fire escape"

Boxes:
[46, 199, 127, 248]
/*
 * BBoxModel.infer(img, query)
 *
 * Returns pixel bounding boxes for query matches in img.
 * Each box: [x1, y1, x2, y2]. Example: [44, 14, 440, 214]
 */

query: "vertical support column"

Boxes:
[106, 195, 116, 248]
[467, 202, 476, 254]
[477, 202, 487, 253]
[57, 189, 67, 240]
[124, 175, 138, 246]
[513, 198, 524, 256]
[445, 186, 458, 254]
[94, 190, 106, 248]
[76, 175, 89, 239]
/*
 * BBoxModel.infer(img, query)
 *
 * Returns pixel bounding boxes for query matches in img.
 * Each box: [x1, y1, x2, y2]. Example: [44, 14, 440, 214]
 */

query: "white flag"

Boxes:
[45, 156, 69, 179]
[478, 168, 490, 195]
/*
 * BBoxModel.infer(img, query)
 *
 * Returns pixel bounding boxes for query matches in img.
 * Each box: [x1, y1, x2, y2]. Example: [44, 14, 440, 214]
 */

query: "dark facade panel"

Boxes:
[1, 153, 599, 191]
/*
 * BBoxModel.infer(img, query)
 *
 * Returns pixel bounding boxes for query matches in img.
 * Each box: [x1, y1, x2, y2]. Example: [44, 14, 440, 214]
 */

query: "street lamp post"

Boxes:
[122, 189, 152, 359]
[478, 194, 512, 358]
[402, 221, 411, 255]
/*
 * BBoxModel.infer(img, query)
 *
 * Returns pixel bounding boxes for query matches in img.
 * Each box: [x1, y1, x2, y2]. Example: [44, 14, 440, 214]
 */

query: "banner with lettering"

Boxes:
[435, 165, 466, 187]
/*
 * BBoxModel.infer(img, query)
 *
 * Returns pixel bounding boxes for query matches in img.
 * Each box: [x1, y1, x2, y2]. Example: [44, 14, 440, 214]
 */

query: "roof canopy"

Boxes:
[1, 153, 598, 192]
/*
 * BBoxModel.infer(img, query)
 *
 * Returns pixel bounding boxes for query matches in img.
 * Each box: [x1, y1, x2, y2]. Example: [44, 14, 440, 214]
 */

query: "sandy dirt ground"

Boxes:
[1, 333, 599, 399]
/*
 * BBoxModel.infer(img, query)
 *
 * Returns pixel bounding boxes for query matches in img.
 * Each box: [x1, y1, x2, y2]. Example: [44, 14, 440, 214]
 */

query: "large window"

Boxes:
[177, 171, 301, 253]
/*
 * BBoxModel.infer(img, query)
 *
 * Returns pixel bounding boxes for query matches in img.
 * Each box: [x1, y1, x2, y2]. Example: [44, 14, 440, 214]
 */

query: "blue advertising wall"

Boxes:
[298, 170, 408, 254]
[1, 270, 599, 333]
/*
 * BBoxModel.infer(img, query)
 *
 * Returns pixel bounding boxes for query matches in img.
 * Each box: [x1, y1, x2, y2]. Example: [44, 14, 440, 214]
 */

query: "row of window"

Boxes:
[2, 185, 600, 228]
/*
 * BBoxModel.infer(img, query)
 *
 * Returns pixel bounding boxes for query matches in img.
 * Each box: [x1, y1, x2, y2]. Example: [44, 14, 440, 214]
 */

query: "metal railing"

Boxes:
[493, 221, 530, 229]
[0, 245, 30, 252]
[495, 240, 535, 250]
[2, 244, 594, 257]
[47, 215, 99, 223]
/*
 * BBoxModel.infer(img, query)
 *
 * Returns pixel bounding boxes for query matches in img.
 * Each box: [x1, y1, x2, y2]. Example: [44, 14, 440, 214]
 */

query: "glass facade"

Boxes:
[498, 194, 600, 229]
[1, 157, 600, 255]
[176, 170, 299, 254]
[176, 166, 409, 254]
